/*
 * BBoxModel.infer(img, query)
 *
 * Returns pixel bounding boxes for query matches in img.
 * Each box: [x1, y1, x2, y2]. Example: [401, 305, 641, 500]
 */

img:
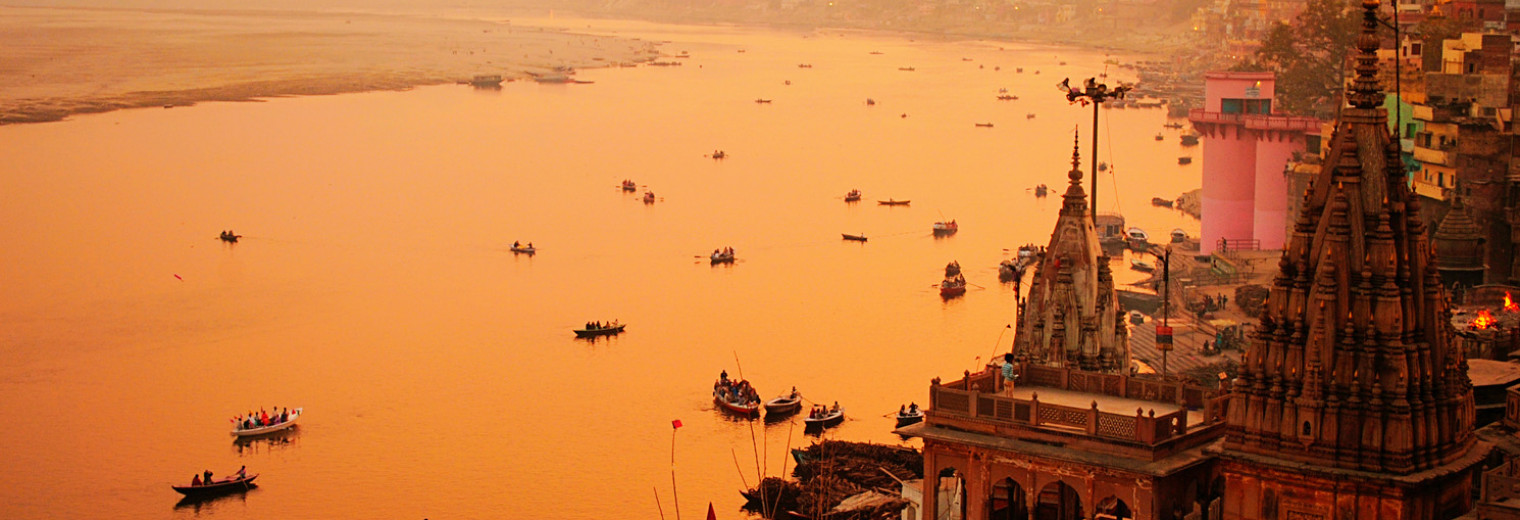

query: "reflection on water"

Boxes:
[0, 17, 1201, 520]
[232, 428, 301, 456]
[173, 486, 258, 512]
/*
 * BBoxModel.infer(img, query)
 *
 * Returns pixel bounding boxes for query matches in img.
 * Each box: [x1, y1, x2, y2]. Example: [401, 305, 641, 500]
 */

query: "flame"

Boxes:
[1506, 292, 1518, 312]
[1473, 310, 1497, 330]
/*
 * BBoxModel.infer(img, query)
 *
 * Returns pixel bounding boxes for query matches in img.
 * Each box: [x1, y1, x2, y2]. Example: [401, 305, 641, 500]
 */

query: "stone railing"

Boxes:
[1483, 459, 1520, 505]
[927, 363, 1228, 446]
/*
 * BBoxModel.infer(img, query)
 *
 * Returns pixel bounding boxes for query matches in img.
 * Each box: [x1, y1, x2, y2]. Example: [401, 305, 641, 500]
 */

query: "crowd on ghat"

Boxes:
[233, 407, 292, 431]
[714, 370, 759, 406]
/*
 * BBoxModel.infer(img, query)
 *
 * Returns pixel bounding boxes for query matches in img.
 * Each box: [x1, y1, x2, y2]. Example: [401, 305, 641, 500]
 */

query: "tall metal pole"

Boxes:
[1161, 248, 1170, 378]
[1091, 102, 1100, 225]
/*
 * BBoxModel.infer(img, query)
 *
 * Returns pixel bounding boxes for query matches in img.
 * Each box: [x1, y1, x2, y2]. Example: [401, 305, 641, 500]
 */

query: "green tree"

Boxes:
[1251, 0, 1360, 118]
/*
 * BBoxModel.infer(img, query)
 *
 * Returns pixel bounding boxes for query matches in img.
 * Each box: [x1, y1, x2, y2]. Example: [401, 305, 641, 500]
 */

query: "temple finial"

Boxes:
[1347, 0, 1384, 109]
[1069, 128, 1083, 182]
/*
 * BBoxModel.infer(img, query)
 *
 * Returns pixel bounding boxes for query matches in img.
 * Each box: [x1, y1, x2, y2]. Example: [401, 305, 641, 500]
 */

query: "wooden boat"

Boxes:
[714, 390, 760, 417]
[974, 123, 994, 128]
[895, 408, 925, 427]
[898, 67, 915, 72]
[1033, 184, 1048, 197]
[470, 74, 503, 87]
[1155, 133, 1164, 141]
[932, 220, 958, 235]
[574, 322, 626, 338]
[510, 245, 537, 255]
[940, 275, 967, 298]
[1151, 197, 1174, 208]
[1180, 134, 1199, 146]
[996, 95, 1017, 101]
[844, 189, 861, 202]
[1126, 227, 1150, 242]
[755, 98, 773, 104]
[877, 199, 910, 206]
[804, 407, 845, 429]
[231, 408, 302, 437]
[643, 191, 656, 204]
[865, 98, 875, 106]
[1170, 228, 1189, 243]
[172, 473, 259, 497]
[711, 250, 736, 264]
[1130, 259, 1155, 272]
[1178, 156, 1193, 165]
[1163, 121, 1184, 129]
[712, 150, 727, 159]
[622, 180, 638, 192]
[218, 231, 241, 243]
[841, 233, 868, 242]
[765, 392, 803, 416]
[1026, 113, 1036, 119]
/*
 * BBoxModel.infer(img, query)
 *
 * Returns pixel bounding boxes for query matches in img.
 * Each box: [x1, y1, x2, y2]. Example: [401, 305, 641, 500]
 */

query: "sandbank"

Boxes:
[0, 6, 660, 124]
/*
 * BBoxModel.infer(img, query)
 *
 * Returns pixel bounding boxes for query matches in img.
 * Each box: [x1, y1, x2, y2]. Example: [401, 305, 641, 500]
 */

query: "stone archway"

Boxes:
[1095, 496, 1133, 520]
[990, 477, 1028, 520]
[1034, 481, 1082, 520]
[930, 465, 968, 520]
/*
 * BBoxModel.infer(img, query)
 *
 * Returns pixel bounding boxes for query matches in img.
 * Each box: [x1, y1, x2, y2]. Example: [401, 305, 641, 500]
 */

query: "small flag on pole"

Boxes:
[707, 502, 717, 520]
[672, 419, 683, 429]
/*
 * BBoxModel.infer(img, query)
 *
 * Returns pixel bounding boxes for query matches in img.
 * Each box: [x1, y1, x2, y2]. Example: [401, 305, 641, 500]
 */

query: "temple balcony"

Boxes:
[915, 363, 1229, 462]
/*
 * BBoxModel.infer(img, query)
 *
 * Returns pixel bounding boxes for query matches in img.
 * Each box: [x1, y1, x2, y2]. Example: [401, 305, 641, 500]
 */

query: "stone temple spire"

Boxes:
[1223, 0, 1478, 478]
[1010, 130, 1128, 373]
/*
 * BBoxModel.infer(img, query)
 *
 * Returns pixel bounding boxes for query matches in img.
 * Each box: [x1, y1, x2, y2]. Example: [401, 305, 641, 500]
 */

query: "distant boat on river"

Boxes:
[878, 199, 910, 206]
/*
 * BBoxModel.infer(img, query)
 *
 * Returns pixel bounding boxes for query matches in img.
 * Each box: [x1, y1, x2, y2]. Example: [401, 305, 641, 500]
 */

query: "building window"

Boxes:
[1410, 42, 1422, 56]
[1439, 172, 1445, 187]
[1305, 134, 1321, 154]
[1302, 421, 1311, 436]
[1221, 98, 1243, 114]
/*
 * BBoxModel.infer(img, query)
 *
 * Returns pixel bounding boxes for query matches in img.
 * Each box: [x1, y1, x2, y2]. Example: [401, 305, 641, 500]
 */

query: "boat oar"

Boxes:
[968, 283, 987, 290]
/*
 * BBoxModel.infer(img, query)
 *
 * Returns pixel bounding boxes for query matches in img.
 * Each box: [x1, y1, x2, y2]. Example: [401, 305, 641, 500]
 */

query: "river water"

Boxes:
[0, 17, 1201, 520]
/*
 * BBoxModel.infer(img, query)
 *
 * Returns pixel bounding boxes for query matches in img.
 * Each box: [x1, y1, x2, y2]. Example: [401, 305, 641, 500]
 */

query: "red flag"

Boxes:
[173, 274, 183, 280]
[672, 419, 683, 429]
[707, 502, 716, 520]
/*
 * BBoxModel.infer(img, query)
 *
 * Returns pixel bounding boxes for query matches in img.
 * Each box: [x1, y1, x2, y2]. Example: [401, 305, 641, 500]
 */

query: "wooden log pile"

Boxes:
[742, 440, 922, 520]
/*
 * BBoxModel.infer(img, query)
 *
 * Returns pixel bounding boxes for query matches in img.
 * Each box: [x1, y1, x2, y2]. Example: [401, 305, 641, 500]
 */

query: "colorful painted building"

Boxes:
[1188, 72, 1319, 254]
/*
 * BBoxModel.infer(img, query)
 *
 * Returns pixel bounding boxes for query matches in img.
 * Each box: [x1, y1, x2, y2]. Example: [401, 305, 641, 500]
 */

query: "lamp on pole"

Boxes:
[1152, 246, 1173, 378]
[1059, 77, 1131, 224]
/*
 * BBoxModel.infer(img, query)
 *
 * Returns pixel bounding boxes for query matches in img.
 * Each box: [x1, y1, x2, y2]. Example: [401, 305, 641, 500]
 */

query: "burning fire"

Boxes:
[1506, 291, 1519, 312]
[1473, 310, 1497, 330]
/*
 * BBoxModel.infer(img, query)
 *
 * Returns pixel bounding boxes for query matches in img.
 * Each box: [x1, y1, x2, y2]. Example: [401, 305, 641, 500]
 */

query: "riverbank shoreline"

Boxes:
[0, 5, 660, 125]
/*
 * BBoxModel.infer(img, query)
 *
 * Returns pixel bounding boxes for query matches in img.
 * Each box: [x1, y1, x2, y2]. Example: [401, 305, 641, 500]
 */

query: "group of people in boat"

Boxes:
[218, 230, 239, 242]
[712, 247, 736, 259]
[234, 407, 291, 430]
[809, 402, 841, 419]
[512, 241, 534, 249]
[899, 403, 921, 415]
[189, 465, 247, 486]
[711, 150, 727, 159]
[714, 370, 759, 406]
[584, 319, 620, 330]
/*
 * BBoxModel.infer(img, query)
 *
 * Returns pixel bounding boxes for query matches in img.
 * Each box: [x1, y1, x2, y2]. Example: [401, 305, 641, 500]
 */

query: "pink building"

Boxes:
[1188, 72, 1319, 254]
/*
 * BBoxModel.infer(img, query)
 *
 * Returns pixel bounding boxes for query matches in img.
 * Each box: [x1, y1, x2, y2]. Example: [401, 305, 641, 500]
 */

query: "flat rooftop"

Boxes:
[1006, 385, 1205, 431]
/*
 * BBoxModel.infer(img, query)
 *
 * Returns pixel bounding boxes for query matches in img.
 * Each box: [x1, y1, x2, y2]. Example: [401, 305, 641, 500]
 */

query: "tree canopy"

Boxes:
[1248, 0, 1360, 118]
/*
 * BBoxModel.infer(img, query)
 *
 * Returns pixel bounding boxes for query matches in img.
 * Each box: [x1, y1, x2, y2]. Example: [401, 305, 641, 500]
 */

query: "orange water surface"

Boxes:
[0, 19, 1200, 520]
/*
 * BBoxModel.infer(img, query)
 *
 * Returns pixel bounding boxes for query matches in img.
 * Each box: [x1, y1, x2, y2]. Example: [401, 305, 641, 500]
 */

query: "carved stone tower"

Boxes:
[1218, 2, 1488, 518]
[1011, 134, 1129, 373]
[1432, 192, 1486, 290]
